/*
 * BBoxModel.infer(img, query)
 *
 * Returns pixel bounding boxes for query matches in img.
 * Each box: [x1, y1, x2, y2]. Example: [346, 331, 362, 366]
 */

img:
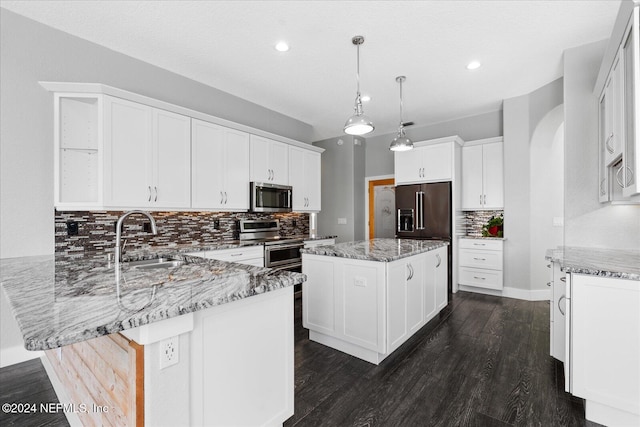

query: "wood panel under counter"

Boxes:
[301, 238, 449, 364]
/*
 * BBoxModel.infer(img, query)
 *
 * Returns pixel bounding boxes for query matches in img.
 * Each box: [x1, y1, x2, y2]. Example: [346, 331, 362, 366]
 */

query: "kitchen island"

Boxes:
[1, 251, 305, 426]
[301, 238, 449, 364]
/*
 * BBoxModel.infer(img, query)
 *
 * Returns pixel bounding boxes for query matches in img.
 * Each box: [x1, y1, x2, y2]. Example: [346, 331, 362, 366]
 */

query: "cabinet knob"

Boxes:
[436, 254, 441, 268]
[546, 281, 552, 287]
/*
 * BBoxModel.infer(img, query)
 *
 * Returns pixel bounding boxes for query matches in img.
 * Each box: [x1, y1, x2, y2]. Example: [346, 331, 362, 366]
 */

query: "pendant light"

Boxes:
[389, 76, 414, 151]
[344, 36, 374, 136]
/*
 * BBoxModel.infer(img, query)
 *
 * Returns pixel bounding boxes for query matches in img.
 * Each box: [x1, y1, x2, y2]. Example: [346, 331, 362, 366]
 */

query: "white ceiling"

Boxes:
[1, 0, 621, 141]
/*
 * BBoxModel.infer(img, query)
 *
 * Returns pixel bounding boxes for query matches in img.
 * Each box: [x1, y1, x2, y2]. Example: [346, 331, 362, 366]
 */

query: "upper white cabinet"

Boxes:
[250, 135, 289, 185]
[395, 137, 462, 185]
[47, 83, 323, 211]
[596, 4, 640, 202]
[289, 147, 321, 212]
[461, 139, 504, 210]
[104, 96, 191, 209]
[191, 119, 250, 210]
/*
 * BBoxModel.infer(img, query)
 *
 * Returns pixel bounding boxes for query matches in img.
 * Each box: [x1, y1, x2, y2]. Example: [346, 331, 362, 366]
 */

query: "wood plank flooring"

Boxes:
[1, 291, 601, 426]
[285, 291, 601, 427]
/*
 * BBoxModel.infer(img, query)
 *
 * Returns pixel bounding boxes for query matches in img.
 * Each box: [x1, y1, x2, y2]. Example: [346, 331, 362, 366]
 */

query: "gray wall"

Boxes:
[365, 110, 503, 177]
[0, 9, 313, 366]
[314, 136, 364, 243]
[503, 78, 564, 293]
[563, 40, 640, 248]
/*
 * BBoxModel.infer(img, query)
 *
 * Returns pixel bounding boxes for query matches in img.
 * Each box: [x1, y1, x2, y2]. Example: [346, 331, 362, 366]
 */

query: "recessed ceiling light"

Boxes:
[466, 61, 481, 70]
[275, 41, 290, 52]
[361, 95, 371, 102]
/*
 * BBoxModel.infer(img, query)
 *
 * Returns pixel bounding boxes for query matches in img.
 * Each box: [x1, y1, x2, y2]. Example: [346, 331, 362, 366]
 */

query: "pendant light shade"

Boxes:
[344, 36, 374, 136]
[389, 76, 413, 151]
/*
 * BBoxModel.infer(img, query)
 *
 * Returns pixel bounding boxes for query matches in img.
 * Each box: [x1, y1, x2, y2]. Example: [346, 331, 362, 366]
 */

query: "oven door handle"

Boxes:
[265, 243, 304, 251]
[269, 262, 302, 272]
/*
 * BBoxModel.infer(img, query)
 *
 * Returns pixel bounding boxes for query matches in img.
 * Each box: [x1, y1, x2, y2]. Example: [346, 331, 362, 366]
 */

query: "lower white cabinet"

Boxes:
[186, 246, 264, 267]
[567, 273, 640, 426]
[458, 238, 504, 290]
[303, 246, 448, 364]
[548, 261, 567, 362]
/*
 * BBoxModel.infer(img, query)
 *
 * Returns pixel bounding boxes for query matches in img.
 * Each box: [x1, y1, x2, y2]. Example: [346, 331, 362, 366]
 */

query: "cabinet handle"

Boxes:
[407, 263, 414, 280]
[484, 194, 486, 205]
[148, 186, 152, 202]
[558, 295, 566, 316]
[220, 191, 224, 204]
[605, 132, 614, 154]
[615, 166, 634, 188]
[230, 253, 243, 257]
[473, 257, 486, 261]
[154, 186, 158, 202]
[473, 276, 486, 280]
[560, 277, 566, 282]
[546, 281, 552, 287]
[421, 167, 424, 177]
[546, 264, 551, 268]
[473, 243, 486, 246]
[436, 254, 441, 268]
[224, 191, 228, 204]
[479, 194, 483, 205]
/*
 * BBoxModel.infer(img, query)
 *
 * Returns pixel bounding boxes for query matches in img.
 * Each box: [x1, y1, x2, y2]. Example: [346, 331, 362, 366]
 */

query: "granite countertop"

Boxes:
[1, 253, 305, 351]
[300, 238, 449, 262]
[545, 247, 640, 280]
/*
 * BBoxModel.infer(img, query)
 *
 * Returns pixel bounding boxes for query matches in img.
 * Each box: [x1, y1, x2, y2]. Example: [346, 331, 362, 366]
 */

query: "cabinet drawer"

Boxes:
[458, 238, 503, 251]
[459, 267, 503, 290]
[459, 248, 503, 270]
[204, 246, 264, 263]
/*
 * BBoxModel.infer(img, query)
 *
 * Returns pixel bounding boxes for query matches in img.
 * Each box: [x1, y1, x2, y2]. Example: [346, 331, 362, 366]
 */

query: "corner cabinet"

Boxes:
[191, 119, 250, 210]
[250, 135, 289, 185]
[104, 96, 192, 209]
[461, 138, 504, 210]
[394, 138, 459, 185]
[597, 4, 640, 202]
[289, 147, 321, 211]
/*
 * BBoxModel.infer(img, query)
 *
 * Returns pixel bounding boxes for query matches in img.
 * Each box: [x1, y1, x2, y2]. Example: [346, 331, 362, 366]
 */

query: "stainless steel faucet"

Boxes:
[115, 210, 158, 262]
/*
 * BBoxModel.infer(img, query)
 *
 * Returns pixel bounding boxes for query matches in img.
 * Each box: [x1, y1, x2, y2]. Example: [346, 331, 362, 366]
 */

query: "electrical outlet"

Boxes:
[159, 336, 179, 369]
[292, 220, 297, 227]
[66, 221, 79, 236]
[213, 220, 220, 229]
[143, 222, 151, 232]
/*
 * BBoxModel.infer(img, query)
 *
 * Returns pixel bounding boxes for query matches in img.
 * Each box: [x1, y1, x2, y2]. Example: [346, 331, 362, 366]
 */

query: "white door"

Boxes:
[223, 129, 250, 210]
[153, 109, 191, 208]
[269, 140, 289, 185]
[387, 261, 408, 352]
[461, 145, 483, 209]
[482, 142, 504, 209]
[305, 151, 321, 211]
[422, 143, 452, 182]
[406, 257, 425, 334]
[424, 250, 437, 322]
[289, 147, 306, 210]
[250, 135, 272, 183]
[191, 119, 225, 209]
[104, 96, 152, 207]
[394, 149, 423, 184]
[435, 248, 448, 310]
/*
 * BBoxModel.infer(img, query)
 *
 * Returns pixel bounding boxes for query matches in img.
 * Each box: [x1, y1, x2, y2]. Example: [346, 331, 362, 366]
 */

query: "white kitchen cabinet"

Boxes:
[596, 4, 640, 201]
[394, 140, 457, 185]
[548, 261, 566, 362]
[568, 273, 640, 426]
[289, 147, 321, 211]
[104, 96, 191, 209]
[458, 238, 504, 291]
[191, 119, 250, 210]
[250, 135, 289, 185]
[461, 139, 504, 210]
[387, 254, 425, 353]
[303, 238, 335, 249]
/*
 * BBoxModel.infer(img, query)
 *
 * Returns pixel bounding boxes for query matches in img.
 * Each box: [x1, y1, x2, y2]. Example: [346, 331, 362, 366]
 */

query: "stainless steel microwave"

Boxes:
[250, 182, 292, 212]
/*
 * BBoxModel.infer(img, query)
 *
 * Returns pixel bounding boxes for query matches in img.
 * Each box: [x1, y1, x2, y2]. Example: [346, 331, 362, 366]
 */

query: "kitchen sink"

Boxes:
[125, 258, 185, 270]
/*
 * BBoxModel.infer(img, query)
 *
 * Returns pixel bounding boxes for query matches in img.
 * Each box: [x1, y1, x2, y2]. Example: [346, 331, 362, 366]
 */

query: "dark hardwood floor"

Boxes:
[1, 291, 600, 427]
[285, 291, 601, 427]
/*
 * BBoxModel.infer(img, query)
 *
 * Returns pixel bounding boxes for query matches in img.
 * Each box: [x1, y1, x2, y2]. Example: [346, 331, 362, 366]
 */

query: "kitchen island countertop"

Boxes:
[1, 253, 305, 351]
[301, 238, 449, 262]
[545, 246, 640, 280]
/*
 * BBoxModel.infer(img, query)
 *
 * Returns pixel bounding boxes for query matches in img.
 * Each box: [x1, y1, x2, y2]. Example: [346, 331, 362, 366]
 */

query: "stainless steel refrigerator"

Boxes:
[395, 181, 452, 293]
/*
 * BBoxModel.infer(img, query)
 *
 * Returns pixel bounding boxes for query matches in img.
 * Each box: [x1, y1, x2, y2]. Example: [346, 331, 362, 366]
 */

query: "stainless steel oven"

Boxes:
[237, 219, 303, 273]
[250, 182, 292, 213]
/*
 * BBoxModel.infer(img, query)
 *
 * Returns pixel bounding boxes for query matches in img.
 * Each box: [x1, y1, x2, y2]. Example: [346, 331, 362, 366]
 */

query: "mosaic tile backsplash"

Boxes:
[462, 210, 504, 237]
[55, 210, 309, 258]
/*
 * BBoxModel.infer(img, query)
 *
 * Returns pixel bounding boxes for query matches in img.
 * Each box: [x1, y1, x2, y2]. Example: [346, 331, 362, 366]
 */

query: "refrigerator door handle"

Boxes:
[417, 191, 425, 230]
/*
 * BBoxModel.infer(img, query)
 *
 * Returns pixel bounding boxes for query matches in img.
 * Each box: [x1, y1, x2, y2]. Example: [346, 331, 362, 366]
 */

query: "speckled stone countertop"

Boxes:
[301, 238, 449, 262]
[1, 253, 305, 351]
[545, 247, 640, 280]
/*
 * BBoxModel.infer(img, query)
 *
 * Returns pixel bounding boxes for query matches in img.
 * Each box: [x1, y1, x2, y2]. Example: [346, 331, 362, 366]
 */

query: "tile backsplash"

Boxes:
[463, 210, 504, 237]
[55, 210, 309, 258]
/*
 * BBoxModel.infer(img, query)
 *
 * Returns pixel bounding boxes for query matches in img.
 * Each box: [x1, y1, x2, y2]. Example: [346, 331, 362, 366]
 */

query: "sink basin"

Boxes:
[125, 258, 185, 270]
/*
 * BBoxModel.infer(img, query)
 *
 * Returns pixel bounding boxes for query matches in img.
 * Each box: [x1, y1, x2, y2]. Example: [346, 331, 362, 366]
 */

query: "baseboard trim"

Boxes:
[0, 345, 42, 368]
[458, 285, 551, 301]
